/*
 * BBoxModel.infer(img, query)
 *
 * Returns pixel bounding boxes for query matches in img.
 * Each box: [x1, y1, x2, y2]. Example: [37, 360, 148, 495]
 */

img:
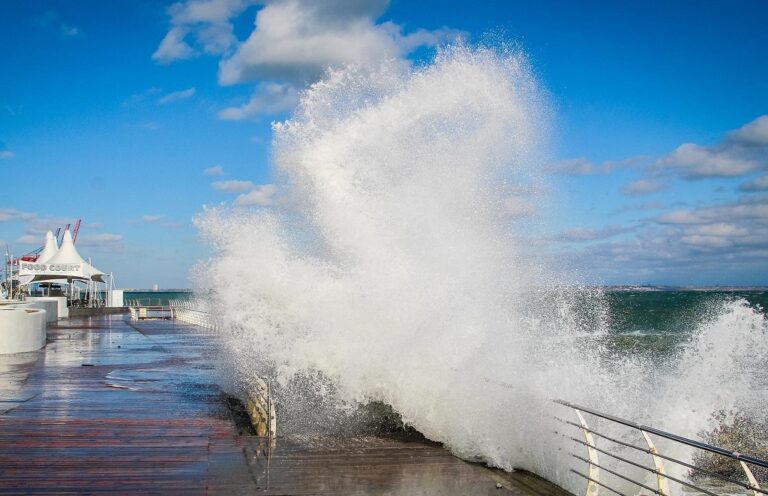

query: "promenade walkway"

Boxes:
[0, 316, 569, 495]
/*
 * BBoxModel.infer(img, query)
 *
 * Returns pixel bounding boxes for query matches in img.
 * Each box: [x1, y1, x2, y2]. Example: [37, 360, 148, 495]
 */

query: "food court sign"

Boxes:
[19, 262, 82, 273]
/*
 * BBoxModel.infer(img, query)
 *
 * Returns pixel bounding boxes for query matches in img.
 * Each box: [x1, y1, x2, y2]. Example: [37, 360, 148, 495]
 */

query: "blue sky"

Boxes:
[1, 0, 767, 287]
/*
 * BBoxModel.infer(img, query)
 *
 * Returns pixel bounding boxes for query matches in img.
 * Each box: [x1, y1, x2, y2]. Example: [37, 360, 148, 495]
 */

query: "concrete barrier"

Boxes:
[0, 308, 47, 354]
[24, 299, 58, 322]
[26, 297, 68, 319]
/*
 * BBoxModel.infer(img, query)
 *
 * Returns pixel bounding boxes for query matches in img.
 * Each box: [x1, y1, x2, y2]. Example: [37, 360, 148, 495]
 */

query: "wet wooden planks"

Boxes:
[0, 315, 571, 496]
[0, 316, 254, 495]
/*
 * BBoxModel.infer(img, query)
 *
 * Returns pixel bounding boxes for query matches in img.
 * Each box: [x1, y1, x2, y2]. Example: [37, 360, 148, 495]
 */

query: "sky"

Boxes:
[1, 0, 767, 287]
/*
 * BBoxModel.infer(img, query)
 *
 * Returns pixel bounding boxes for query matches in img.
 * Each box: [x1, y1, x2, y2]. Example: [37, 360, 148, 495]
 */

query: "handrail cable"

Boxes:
[570, 453, 663, 496]
[570, 443, 721, 496]
[555, 400, 768, 470]
[570, 469, 628, 496]
[559, 421, 768, 495]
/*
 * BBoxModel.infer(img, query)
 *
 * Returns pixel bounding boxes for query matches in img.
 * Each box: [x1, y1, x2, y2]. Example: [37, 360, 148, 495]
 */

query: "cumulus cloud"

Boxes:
[0, 141, 14, 159]
[152, 0, 256, 63]
[655, 115, 768, 179]
[60, 24, 81, 38]
[560, 193, 768, 283]
[549, 156, 644, 176]
[158, 87, 196, 104]
[658, 195, 768, 225]
[0, 208, 35, 223]
[15, 234, 39, 245]
[234, 184, 277, 206]
[739, 175, 768, 192]
[558, 225, 634, 242]
[656, 142, 759, 178]
[216, 0, 459, 85]
[37, 10, 83, 40]
[218, 82, 298, 119]
[203, 165, 225, 176]
[155, 0, 460, 115]
[727, 115, 768, 147]
[153, 27, 196, 63]
[613, 201, 665, 214]
[211, 179, 256, 192]
[621, 178, 667, 196]
[77, 233, 124, 247]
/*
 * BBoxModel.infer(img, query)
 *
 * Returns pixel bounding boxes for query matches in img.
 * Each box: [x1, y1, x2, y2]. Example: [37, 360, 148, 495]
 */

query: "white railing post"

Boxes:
[640, 430, 670, 496]
[575, 409, 600, 496]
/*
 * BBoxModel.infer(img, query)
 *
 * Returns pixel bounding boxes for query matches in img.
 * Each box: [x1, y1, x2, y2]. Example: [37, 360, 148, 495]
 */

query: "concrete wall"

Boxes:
[0, 308, 47, 354]
[26, 297, 68, 319]
[69, 307, 127, 317]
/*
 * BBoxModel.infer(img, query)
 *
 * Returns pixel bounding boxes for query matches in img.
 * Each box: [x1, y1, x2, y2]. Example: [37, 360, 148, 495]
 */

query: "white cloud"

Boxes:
[548, 157, 644, 176]
[60, 24, 81, 38]
[77, 233, 124, 247]
[658, 195, 768, 225]
[158, 87, 196, 104]
[0, 208, 35, 223]
[203, 165, 225, 176]
[216, 0, 460, 86]
[0, 151, 14, 159]
[683, 222, 748, 237]
[655, 115, 768, 180]
[656, 142, 759, 178]
[234, 184, 277, 206]
[614, 201, 665, 214]
[212, 179, 255, 192]
[153, 27, 196, 63]
[218, 82, 299, 120]
[15, 234, 39, 245]
[558, 225, 633, 242]
[727, 115, 768, 147]
[37, 10, 82, 40]
[153, 0, 257, 63]
[621, 178, 667, 196]
[739, 175, 768, 192]
[123, 87, 162, 107]
[679, 234, 734, 249]
[560, 193, 768, 283]
[142, 215, 163, 223]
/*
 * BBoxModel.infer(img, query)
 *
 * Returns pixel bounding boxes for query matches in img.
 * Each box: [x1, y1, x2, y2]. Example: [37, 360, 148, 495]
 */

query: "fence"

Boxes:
[555, 399, 766, 496]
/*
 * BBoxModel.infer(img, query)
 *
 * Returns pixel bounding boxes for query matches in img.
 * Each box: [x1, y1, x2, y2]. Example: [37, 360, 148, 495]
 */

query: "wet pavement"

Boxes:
[0, 316, 570, 495]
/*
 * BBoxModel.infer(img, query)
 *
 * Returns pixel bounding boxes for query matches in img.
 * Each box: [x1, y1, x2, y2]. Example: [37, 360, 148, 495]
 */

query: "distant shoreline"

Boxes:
[121, 288, 194, 292]
[605, 285, 768, 292]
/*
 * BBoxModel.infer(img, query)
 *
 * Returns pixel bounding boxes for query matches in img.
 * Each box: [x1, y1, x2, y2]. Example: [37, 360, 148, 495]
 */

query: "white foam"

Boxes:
[195, 44, 767, 492]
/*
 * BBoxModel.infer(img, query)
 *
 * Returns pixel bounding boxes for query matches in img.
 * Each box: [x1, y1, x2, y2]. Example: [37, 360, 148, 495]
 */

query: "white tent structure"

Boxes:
[36, 231, 59, 264]
[18, 230, 105, 285]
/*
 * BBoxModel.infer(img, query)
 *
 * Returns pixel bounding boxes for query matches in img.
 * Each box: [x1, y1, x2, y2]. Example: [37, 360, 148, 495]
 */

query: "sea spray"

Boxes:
[194, 44, 768, 492]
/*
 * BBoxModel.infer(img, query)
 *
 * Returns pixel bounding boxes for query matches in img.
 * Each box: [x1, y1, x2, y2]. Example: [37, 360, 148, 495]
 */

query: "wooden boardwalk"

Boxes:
[0, 316, 570, 495]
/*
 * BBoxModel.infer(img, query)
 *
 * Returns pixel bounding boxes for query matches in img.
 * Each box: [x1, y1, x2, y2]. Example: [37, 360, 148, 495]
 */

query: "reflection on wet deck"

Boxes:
[0, 316, 570, 495]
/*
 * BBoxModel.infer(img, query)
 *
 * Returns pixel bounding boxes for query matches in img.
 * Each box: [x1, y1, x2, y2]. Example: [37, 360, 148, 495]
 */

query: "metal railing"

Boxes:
[555, 400, 767, 496]
[168, 299, 220, 329]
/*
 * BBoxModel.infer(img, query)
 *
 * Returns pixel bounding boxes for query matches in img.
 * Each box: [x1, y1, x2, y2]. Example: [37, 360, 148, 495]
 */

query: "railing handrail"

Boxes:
[555, 399, 768, 470]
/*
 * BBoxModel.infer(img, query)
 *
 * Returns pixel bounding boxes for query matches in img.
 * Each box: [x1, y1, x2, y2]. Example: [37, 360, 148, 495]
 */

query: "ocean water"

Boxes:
[123, 290, 192, 306]
[605, 289, 768, 355]
[192, 43, 768, 494]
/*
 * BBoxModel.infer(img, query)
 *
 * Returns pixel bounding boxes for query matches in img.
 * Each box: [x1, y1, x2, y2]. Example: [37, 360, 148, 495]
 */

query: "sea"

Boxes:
[122, 289, 193, 306]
